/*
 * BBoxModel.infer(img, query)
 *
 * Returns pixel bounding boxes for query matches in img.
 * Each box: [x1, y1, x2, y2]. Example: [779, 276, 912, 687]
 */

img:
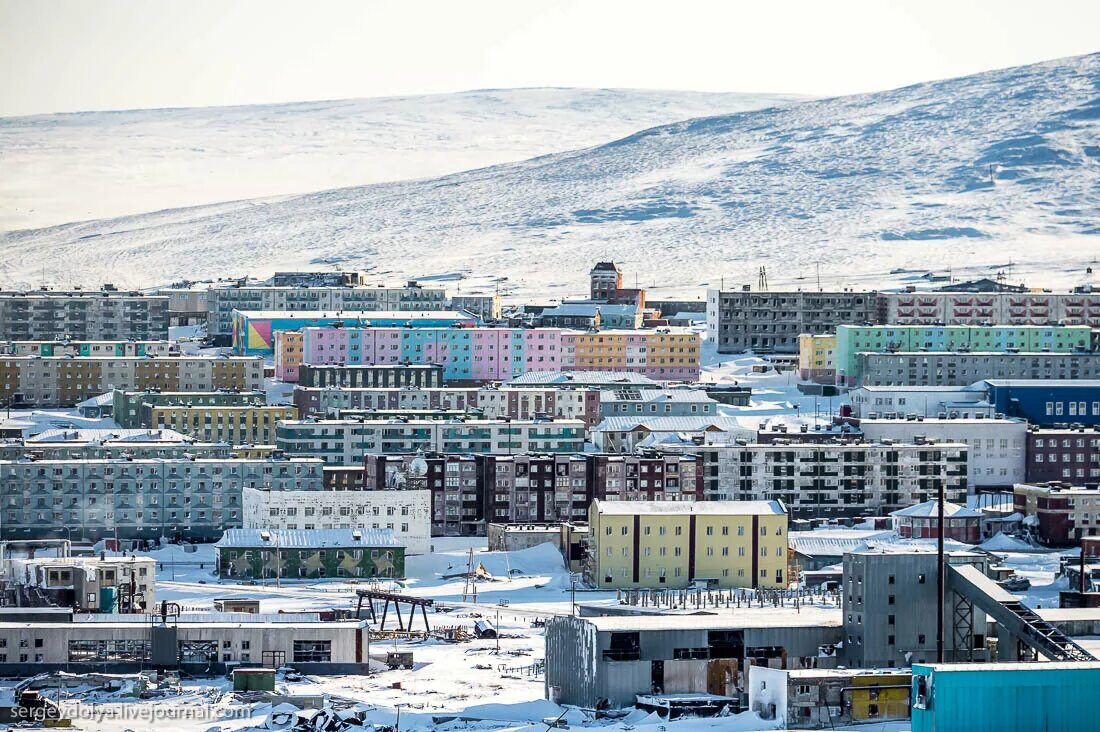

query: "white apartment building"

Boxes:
[847, 385, 993, 419]
[656, 441, 968, 516]
[276, 418, 587, 465]
[858, 418, 1026, 489]
[242, 487, 431, 554]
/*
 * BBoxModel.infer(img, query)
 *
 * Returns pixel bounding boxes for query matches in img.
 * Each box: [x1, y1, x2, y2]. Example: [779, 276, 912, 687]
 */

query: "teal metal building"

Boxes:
[911, 662, 1100, 732]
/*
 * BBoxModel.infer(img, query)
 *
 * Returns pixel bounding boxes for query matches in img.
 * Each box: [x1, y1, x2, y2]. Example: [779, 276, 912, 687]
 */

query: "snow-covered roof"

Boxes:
[981, 379, 1100, 388]
[26, 428, 193, 444]
[789, 529, 896, 557]
[890, 500, 982, 519]
[75, 392, 113, 408]
[507, 371, 659, 386]
[594, 499, 785, 516]
[215, 528, 401, 549]
[666, 312, 707, 321]
[576, 608, 840, 632]
[236, 309, 473, 320]
[601, 388, 715, 404]
[593, 416, 751, 433]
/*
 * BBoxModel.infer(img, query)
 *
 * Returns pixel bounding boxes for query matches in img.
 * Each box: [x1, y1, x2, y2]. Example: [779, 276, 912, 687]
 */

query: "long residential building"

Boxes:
[881, 289, 1100, 326]
[234, 309, 476, 355]
[1025, 426, 1100, 484]
[0, 290, 169, 341]
[707, 287, 879, 354]
[296, 364, 444, 389]
[365, 451, 703, 535]
[0, 355, 264, 407]
[833, 324, 1093, 384]
[143, 403, 297, 445]
[857, 352, 1100, 387]
[292, 385, 602, 426]
[0, 340, 178, 357]
[858, 417, 1026, 489]
[113, 389, 268, 428]
[282, 326, 701, 383]
[0, 428, 236, 461]
[655, 440, 968, 516]
[205, 281, 448, 342]
[0, 456, 324, 543]
[276, 417, 586, 465]
[587, 499, 789, 590]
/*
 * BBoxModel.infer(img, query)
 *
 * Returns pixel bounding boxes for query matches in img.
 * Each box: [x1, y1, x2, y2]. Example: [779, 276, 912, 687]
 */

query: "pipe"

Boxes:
[936, 485, 945, 664]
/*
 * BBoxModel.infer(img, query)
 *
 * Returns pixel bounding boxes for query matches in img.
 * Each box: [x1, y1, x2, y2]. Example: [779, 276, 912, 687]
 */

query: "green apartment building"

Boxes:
[214, 528, 405, 580]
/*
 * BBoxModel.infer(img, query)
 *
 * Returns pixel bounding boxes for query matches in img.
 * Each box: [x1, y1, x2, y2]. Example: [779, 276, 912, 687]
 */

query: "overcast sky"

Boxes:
[2, 0, 1098, 116]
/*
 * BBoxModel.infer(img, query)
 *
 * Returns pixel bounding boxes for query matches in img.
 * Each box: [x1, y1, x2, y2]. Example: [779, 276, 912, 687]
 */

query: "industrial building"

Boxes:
[0, 354, 264, 407]
[911, 662, 1100, 732]
[748, 667, 911, 728]
[0, 290, 169, 342]
[3, 555, 156, 613]
[984, 379, 1100, 426]
[242, 485, 432, 554]
[654, 440, 968, 512]
[214, 528, 405, 580]
[586, 499, 788, 590]
[0, 609, 370, 675]
[544, 612, 842, 709]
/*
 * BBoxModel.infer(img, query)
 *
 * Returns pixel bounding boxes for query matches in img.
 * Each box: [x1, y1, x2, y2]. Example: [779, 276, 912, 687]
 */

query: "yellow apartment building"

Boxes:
[148, 404, 297, 445]
[587, 499, 788, 590]
[797, 333, 837, 383]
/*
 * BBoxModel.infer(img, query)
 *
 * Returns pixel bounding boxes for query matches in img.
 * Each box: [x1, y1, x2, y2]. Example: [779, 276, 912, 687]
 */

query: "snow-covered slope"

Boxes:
[2, 54, 1098, 296]
[0, 88, 801, 231]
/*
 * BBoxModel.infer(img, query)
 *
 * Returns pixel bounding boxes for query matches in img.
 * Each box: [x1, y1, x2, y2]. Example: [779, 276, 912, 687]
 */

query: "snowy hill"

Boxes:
[0, 88, 800, 231]
[1, 54, 1098, 296]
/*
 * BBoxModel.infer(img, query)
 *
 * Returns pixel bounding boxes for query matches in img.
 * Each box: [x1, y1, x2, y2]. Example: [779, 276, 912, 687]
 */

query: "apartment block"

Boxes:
[0, 456, 324, 543]
[1025, 427, 1100, 484]
[1014, 482, 1100, 545]
[296, 364, 444, 389]
[599, 387, 718, 419]
[478, 454, 591, 524]
[242, 486, 432, 554]
[0, 427, 235, 461]
[206, 281, 448, 341]
[365, 453, 480, 535]
[858, 418, 1026, 489]
[276, 417, 586, 465]
[881, 290, 1100, 327]
[234, 309, 475, 355]
[449, 294, 502, 321]
[857, 352, 1100, 386]
[798, 333, 838, 383]
[587, 499, 788, 590]
[706, 287, 878, 354]
[290, 326, 700, 383]
[0, 355, 264, 407]
[0, 290, 169, 341]
[655, 441, 968, 515]
[0, 340, 177, 357]
[585, 453, 702, 502]
[834, 324, 1092, 384]
[113, 388, 268, 428]
[143, 403, 297, 445]
[273, 330, 304, 381]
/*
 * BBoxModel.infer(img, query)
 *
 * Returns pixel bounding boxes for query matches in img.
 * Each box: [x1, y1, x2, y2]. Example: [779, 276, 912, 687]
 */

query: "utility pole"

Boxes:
[936, 483, 945, 664]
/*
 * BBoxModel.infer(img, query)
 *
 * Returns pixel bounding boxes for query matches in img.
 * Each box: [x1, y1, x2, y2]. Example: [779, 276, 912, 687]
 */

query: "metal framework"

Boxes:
[952, 594, 974, 662]
[355, 589, 433, 632]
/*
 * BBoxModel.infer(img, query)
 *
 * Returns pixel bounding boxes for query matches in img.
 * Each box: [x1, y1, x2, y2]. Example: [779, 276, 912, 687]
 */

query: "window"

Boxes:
[293, 640, 332, 663]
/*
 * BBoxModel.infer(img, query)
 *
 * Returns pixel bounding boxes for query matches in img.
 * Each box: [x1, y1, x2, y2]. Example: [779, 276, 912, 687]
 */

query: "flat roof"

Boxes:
[576, 608, 841, 631]
[594, 499, 785, 516]
[915, 662, 1100, 672]
[235, 310, 472, 319]
[0, 620, 362, 630]
[1036, 607, 1100, 622]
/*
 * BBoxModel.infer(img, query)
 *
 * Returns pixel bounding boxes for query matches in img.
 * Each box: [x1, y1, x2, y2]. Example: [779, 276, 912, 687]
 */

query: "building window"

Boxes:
[292, 640, 331, 663]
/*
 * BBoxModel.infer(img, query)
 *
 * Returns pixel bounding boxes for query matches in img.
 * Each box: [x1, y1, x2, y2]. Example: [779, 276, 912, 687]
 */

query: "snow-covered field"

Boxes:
[1, 54, 1097, 297]
[0, 88, 801, 233]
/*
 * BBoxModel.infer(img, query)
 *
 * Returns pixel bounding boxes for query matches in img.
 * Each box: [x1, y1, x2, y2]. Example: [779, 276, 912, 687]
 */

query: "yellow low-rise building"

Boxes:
[148, 404, 297, 445]
[587, 499, 788, 590]
[797, 333, 837, 384]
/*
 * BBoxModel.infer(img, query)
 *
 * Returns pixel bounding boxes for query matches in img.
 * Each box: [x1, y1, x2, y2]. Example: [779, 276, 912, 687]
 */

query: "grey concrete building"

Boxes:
[599, 388, 718, 420]
[449, 294, 502, 321]
[297, 364, 444, 389]
[654, 441, 968, 515]
[0, 456, 324, 543]
[857, 352, 1100, 386]
[545, 613, 842, 709]
[0, 290, 169, 341]
[0, 427, 235, 461]
[706, 287, 878, 354]
[206, 281, 447, 342]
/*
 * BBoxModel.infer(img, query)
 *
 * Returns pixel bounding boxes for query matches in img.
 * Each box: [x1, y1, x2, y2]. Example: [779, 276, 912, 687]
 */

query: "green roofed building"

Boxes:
[214, 528, 405, 581]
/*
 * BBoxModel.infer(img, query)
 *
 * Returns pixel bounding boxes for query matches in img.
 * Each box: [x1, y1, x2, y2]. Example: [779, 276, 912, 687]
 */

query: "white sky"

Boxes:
[1, 0, 1098, 116]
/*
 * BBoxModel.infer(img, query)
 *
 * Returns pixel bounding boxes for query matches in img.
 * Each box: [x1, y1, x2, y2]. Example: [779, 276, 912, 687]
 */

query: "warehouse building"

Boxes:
[213, 528, 404, 580]
[586, 499, 788, 590]
[544, 613, 842, 709]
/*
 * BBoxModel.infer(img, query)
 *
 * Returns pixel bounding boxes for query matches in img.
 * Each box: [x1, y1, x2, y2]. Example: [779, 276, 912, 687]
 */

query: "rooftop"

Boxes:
[891, 500, 983, 519]
[601, 389, 715, 404]
[594, 416, 752, 432]
[215, 528, 401, 549]
[236, 310, 473, 320]
[507, 371, 660, 386]
[573, 607, 840, 632]
[914, 662, 1100, 673]
[593, 499, 785, 516]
